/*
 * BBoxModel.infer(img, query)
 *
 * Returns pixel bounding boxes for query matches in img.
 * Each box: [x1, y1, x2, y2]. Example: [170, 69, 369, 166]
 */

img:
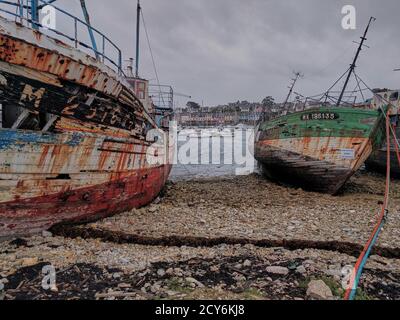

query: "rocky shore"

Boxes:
[1, 171, 400, 300]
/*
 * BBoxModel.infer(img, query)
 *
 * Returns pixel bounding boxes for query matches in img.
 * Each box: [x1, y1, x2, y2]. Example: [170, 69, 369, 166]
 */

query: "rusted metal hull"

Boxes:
[0, 164, 172, 237]
[255, 108, 385, 194]
[0, 17, 172, 237]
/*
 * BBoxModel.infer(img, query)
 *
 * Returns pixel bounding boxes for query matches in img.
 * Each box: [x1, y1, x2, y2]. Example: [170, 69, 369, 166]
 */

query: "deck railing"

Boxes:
[0, 0, 124, 75]
[149, 85, 174, 110]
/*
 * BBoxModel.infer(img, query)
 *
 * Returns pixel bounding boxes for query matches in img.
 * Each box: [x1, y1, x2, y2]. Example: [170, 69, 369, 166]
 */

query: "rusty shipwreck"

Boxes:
[255, 17, 387, 194]
[0, 0, 174, 237]
[365, 89, 400, 176]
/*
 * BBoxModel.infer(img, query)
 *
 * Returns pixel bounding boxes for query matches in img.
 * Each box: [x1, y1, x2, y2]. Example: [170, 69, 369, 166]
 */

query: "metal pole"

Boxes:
[135, 0, 141, 78]
[30, 0, 39, 29]
[18, 0, 24, 20]
[80, 0, 99, 60]
[336, 17, 376, 107]
[283, 72, 302, 109]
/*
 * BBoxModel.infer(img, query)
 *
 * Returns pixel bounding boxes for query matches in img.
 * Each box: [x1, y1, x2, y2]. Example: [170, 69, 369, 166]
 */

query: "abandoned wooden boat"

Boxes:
[365, 89, 400, 176]
[255, 107, 386, 194]
[0, 1, 173, 237]
[255, 17, 387, 194]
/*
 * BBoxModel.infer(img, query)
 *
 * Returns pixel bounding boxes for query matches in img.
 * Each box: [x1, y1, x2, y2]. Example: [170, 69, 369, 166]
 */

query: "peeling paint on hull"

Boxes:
[0, 18, 172, 237]
[0, 165, 172, 237]
[256, 142, 358, 194]
[255, 107, 385, 194]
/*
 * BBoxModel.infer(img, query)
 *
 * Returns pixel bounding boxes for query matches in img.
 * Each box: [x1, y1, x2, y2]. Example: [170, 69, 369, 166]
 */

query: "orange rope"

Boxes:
[344, 111, 391, 300]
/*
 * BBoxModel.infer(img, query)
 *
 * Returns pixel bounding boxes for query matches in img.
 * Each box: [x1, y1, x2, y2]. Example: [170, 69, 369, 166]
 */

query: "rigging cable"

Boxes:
[353, 70, 366, 102]
[140, 8, 166, 107]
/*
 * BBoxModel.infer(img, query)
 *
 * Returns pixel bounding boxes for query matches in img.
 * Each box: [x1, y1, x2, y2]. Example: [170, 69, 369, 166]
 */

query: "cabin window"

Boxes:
[137, 81, 146, 100]
[390, 92, 399, 101]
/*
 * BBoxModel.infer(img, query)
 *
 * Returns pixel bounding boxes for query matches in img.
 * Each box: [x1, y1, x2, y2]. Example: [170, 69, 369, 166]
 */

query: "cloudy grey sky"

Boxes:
[3, 0, 400, 106]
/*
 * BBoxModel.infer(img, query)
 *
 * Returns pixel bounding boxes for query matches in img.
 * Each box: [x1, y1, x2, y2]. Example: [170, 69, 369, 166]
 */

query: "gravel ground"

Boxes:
[86, 171, 400, 249]
[1, 236, 400, 300]
[1, 170, 400, 300]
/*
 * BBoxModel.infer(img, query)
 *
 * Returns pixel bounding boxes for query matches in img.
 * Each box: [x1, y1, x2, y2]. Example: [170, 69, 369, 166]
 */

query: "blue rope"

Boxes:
[349, 213, 387, 300]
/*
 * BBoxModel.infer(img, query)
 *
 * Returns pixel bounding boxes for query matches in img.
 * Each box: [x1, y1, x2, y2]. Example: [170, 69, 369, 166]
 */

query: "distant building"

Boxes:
[174, 101, 271, 127]
[174, 97, 338, 127]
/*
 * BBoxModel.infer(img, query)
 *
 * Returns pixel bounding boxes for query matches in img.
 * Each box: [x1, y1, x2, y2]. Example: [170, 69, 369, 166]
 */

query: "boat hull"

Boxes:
[0, 17, 173, 237]
[365, 118, 400, 177]
[255, 108, 385, 194]
[0, 163, 172, 237]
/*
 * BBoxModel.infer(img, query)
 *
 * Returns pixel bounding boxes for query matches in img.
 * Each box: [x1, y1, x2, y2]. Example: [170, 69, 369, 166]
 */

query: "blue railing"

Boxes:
[0, 0, 124, 75]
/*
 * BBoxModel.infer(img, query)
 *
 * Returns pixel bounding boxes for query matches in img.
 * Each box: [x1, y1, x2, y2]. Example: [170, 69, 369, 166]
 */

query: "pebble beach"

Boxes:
[1, 170, 400, 300]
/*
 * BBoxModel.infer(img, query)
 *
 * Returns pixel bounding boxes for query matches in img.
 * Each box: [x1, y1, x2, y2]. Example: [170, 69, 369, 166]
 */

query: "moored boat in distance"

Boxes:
[0, 1, 173, 237]
[255, 17, 387, 194]
[365, 89, 400, 176]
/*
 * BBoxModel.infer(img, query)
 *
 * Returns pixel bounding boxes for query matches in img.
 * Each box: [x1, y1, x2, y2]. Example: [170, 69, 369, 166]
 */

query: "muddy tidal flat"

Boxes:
[1, 171, 400, 300]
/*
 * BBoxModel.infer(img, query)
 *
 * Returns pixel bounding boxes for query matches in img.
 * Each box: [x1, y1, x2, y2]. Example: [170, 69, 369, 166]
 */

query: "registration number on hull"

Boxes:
[301, 113, 339, 121]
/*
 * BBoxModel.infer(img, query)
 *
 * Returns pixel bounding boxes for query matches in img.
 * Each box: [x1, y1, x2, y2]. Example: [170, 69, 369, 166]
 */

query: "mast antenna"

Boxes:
[336, 16, 376, 106]
[135, 0, 141, 78]
[283, 71, 303, 109]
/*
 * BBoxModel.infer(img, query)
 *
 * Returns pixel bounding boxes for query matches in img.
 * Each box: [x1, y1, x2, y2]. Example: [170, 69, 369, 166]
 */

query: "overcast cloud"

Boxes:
[3, 0, 400, 107]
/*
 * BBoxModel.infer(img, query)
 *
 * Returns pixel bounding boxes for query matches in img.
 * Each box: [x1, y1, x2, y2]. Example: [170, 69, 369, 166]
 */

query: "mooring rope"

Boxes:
[344, 85, 392, 300]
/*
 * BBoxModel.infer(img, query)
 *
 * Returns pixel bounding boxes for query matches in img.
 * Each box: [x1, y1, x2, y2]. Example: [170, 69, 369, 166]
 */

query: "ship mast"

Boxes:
[336, 16, 376, 106]
[283, 72, 303, 109]
[135, 0, 141, 78]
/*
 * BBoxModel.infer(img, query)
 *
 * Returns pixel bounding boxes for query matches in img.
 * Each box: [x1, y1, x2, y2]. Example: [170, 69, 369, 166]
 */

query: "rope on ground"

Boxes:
[344, 105, 391, 300]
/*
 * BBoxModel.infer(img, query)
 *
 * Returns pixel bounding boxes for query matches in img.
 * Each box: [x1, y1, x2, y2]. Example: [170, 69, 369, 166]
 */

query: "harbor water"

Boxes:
[171, 127, 258, 180]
